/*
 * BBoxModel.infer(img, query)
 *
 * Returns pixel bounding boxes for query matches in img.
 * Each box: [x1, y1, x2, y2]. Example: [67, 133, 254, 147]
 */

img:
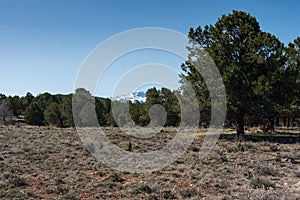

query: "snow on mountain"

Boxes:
[112, 91, 146, 103]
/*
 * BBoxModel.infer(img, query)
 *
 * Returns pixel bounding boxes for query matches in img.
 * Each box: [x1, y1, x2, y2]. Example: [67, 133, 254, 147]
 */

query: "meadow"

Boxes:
[0, 126, 299, 199]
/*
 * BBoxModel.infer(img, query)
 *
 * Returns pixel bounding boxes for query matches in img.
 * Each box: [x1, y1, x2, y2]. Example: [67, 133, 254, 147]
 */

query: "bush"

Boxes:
[250, 177, 275, 189]
[161, 190, 177, 199]
[8, 176, 27, 187]
[126, 141, 132, 152]
[180, 188, 199, 198]
[132, 183, 154, 194]
[256, 165, 278, 176]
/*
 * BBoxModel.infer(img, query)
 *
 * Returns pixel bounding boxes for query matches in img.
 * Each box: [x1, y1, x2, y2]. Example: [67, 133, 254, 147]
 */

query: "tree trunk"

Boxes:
[283, 117, 287, 127]
[275, 118, 279, 127]
[236, 110, 245, 137]
[270, 116, 275, 132]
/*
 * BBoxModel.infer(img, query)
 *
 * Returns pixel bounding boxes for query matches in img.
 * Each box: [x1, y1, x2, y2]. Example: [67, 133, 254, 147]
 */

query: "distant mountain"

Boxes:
[112, 91, 146, 103]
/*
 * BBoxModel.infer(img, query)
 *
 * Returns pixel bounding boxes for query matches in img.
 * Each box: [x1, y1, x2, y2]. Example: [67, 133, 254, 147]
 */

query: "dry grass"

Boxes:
[0, 126, 299, 199]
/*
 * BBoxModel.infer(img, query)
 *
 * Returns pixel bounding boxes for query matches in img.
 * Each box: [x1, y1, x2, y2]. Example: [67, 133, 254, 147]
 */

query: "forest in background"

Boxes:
[0, 11, 299, 136]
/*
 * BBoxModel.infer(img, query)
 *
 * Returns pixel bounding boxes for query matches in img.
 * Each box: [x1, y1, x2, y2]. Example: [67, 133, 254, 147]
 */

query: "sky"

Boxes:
[1, 0, 300, 97]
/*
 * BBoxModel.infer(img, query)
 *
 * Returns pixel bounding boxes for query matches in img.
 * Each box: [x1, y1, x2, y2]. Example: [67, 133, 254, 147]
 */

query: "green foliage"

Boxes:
[160, 88, 180, 126]
[284, 37, 300, 123]
[2, 11, 300, 130]
[24, 92, 60, 125]
[129, 101, 143, 125]
[111, 100, 132, 127]
[20, 92, 34, 114]
[72, 88, 98, 127]
[182, 10, 298, 135]
[144, 87, 180, 127]
[24, 101, 44, 125]
[59, 94, 74, 127]
[72, 88, 113, 127]
[7, 95, 21, 116]
[95, 97, 107, 126]
[0, 93, 6, 100]
[44, 102, 62, 127]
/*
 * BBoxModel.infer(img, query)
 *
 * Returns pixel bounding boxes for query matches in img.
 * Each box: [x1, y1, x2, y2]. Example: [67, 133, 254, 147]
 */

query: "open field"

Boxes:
[0, 126, 299, 199]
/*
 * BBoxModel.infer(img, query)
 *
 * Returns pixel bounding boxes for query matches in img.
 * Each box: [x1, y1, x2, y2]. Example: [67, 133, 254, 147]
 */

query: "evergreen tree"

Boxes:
[24, 101, 44, 125]
[7, 95, 23, 116]
[285, 37, 300, 126]
[182, 10, 287, 136]
[24, 92, 59, 125]
[44, 102, 62, 127]
[0, 99, 13, 124]
[72, 88, 98, 127]
[59, 94, 74, 127]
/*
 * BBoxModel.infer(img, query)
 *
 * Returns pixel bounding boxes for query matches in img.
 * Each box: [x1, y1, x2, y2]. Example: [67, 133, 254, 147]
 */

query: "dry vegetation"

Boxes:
[0, 126, 299, 199]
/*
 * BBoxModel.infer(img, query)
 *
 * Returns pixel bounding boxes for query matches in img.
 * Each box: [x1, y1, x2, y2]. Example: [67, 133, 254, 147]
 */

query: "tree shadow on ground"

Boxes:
[219, 132, 300, 144]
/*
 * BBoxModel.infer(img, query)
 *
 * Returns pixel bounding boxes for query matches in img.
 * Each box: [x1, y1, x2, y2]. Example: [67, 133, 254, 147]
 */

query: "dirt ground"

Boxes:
[0, 126, 299, 199]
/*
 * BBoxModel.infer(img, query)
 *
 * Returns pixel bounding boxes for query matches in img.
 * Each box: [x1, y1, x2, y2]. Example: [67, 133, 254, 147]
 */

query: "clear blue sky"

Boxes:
[1, 0, 299, 97]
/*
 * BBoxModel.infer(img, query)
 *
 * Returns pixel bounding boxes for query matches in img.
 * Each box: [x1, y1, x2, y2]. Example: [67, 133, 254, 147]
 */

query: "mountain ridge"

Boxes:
[112, 91, 146, 103]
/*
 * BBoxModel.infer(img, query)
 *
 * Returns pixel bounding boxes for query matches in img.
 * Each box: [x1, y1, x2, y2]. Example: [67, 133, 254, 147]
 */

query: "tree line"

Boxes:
[0, 87, 180, 128]
[0, 11, 299, 136]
